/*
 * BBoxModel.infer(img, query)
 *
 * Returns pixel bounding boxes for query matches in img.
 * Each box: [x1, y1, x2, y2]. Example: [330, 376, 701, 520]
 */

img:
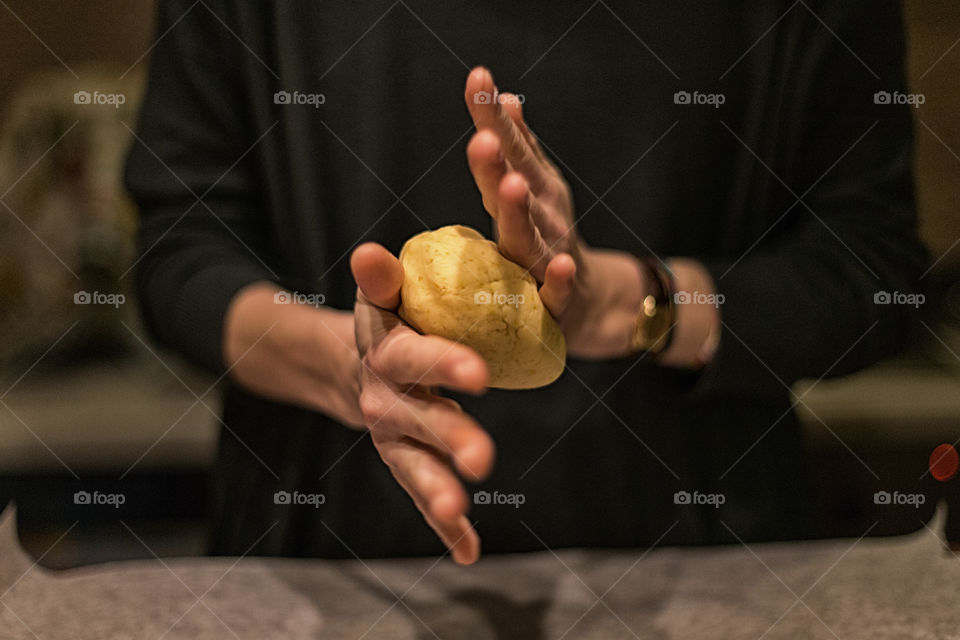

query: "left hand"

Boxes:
[464, 67, 648, 358]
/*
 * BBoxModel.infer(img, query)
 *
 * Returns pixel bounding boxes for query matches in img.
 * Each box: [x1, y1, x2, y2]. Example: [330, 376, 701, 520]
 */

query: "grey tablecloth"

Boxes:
[1, 505, 957, 639]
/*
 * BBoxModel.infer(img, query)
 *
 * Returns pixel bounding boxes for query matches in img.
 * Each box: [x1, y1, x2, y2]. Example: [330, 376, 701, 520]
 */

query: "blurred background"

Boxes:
[0, 0, 958, 567]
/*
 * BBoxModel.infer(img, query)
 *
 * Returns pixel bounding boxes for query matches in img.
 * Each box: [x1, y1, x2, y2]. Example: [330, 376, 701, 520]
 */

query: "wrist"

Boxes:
[224, 282, 363, 426]
[564, 247, 647, 358]
[657, 258, 721, 368]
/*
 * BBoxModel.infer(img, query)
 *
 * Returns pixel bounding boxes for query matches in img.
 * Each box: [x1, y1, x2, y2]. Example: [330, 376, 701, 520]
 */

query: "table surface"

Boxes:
[1, 504, 957, 640]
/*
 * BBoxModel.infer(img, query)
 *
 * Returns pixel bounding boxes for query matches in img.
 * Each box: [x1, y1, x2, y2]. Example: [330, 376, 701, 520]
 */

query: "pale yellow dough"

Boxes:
[398, 225, 566, 389]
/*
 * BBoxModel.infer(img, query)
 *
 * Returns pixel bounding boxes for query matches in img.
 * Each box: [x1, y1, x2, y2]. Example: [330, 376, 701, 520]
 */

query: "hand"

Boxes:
[464, 67, 649, 358]
[350, 243, 495, 565]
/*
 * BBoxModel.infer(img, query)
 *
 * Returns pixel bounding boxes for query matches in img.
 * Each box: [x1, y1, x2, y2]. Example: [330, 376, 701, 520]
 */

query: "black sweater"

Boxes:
[125, 0, 926, 557]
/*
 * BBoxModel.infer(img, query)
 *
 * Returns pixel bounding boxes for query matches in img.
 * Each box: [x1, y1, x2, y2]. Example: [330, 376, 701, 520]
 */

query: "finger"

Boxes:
[350, 243, 403, 309]
[464, 67, 549, 194]
[378, 440, 481, 564]
[375, 328, 489, 393]
[371, 388, 495, 481]
[425, 510, 480, 565]
[496, 172, 552, 279]
[440, 515, 480, 565]
[379, 438, 467, 521]
[498, 93, 548, 165]
[466, 129, 506, 218]
[539, 253, 576, 317]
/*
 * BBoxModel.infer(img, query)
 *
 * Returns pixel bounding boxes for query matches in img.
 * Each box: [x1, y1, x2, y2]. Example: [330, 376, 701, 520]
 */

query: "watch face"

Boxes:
[645, 310, 673, 351]
[632, 259, 675, 353]
[633, 296, 674, 353]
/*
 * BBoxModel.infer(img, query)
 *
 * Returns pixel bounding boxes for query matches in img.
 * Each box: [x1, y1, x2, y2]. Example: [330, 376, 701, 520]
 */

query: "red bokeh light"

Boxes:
[929, 444, 959, 482]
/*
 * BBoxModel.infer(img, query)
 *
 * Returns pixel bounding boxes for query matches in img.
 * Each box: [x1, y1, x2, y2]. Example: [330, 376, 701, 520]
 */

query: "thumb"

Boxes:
[350, 243, 404, 309]
[539, 252, 576, 317]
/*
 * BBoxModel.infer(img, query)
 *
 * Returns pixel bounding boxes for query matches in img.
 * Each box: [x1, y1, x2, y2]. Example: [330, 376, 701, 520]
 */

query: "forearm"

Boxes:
[223, 282, 364, 427]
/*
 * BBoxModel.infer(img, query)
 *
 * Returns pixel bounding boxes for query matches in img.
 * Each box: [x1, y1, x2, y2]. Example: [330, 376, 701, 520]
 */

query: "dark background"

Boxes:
[1, 0, 959, 566]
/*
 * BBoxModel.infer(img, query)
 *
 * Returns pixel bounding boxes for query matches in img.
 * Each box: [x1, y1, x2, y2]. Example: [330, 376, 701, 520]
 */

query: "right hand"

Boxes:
[350, 242, 495, 565]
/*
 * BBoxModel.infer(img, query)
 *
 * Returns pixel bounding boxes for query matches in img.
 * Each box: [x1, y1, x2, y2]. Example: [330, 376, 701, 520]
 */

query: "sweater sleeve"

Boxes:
[696, 1, 928, 397]
[124, 0, 276, 374]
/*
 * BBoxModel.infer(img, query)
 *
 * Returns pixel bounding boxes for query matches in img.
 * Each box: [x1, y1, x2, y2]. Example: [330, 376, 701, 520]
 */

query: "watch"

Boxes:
[630, 257, 676, 354]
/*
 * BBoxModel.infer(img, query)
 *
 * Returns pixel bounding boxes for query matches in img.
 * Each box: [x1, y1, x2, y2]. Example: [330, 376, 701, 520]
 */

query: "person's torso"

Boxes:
[210, 0, 817, 557]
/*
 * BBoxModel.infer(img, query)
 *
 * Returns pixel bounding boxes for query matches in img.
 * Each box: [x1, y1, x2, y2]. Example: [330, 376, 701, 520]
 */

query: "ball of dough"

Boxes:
[398, 225, 566, 389]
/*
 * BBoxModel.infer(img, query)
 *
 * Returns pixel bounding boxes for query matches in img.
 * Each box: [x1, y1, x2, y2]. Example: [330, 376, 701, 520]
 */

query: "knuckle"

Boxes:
[437, 396, 462, 413]
[362, 348, 383, 376]
[481, 195, 498, 216]
[366, 343, 397, 379]
[374, 335, 409, 377]
[359, 393, 386, 426]
[543, 179, 563, 201]
[377, 445, 400, 471]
